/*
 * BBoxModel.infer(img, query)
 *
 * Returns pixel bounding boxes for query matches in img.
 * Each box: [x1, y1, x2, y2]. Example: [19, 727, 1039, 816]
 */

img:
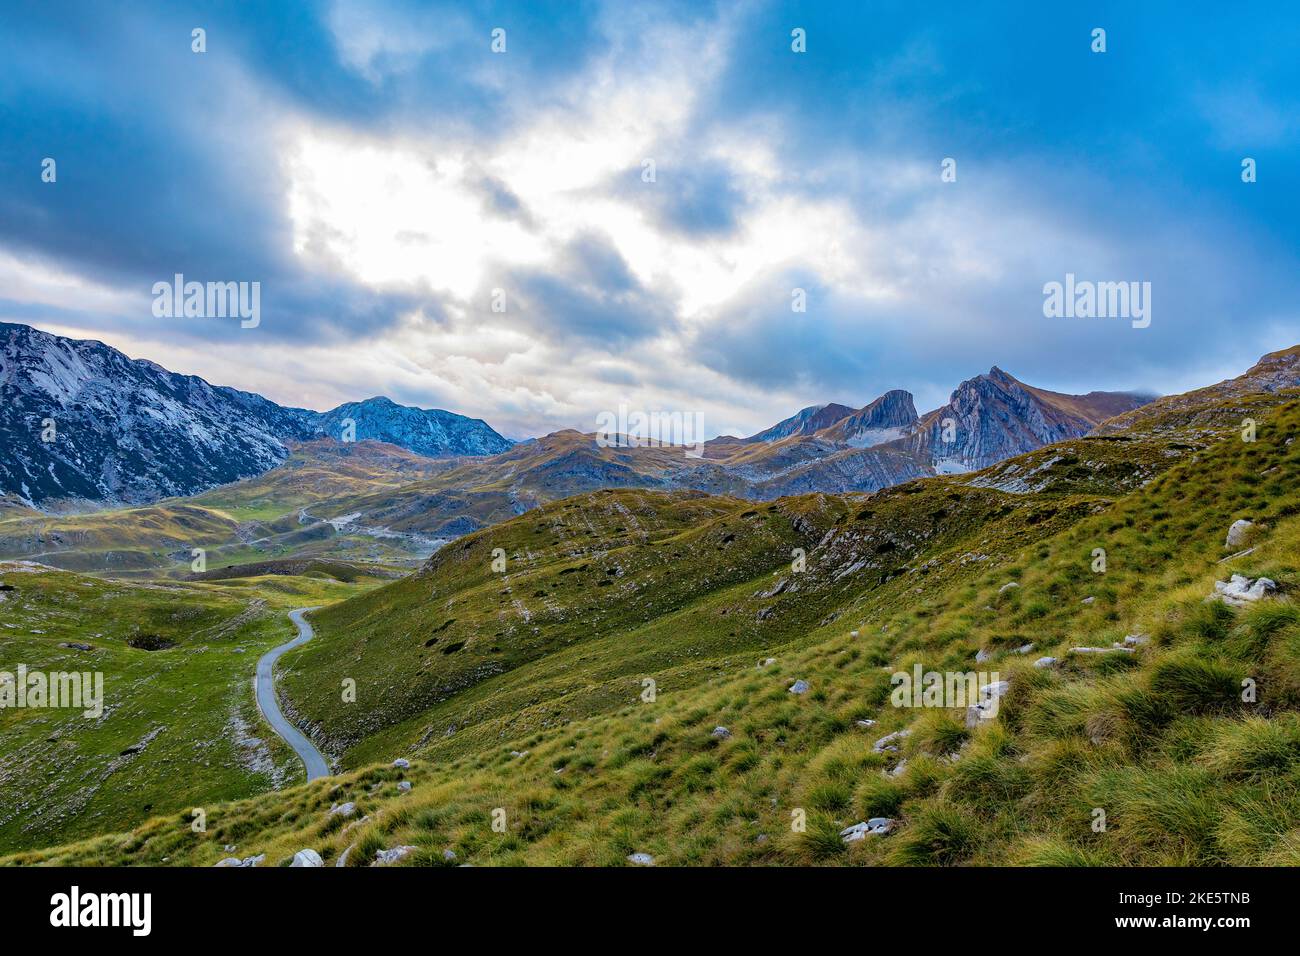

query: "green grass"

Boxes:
[0, 562, 386, 853]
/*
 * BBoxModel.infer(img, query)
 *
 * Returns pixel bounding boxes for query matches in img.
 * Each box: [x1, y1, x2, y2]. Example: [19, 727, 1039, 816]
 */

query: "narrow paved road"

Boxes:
[255, 607, 330, 781]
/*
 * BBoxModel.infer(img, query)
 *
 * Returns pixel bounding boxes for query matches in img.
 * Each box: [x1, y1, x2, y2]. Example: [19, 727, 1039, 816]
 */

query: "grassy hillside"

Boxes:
[12, 380, 1297, 867]
[0, 562, 389, 853]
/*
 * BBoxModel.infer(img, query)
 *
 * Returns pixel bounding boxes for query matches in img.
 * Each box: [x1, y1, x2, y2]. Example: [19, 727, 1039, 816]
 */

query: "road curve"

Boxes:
[255, 607, 330, 781]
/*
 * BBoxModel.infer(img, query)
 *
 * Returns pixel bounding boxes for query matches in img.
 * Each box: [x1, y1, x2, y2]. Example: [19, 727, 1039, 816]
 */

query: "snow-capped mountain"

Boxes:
[0, 322, 512, 508]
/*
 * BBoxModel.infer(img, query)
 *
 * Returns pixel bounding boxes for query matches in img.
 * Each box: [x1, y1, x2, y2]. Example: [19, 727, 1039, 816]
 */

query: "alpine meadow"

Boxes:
[1, 0, 1297, 940]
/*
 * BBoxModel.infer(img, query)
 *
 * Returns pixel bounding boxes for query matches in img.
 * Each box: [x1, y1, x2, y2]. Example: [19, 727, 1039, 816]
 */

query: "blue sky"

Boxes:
[1, 0, 1297, 438]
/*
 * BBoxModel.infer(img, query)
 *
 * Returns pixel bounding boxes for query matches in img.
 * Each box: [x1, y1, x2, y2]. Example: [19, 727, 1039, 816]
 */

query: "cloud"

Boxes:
[0, 0, 1297, 443]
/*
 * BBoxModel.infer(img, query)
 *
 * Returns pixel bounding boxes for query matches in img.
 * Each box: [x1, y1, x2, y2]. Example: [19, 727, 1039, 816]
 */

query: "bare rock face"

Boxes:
[819, 390, 919, 448]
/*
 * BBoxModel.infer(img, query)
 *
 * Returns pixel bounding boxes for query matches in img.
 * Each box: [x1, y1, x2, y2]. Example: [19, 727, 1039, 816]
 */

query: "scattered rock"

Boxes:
[336, 843, 356, 867]
[855, 718, 877, 728]
[788, 679, 810, 695]
[627, 852, 655, 866]
[1226, 519, 1254, 548]
[392, 758, 410, 769]
[1013, 643, 1035, 655]
[510, 750, 530, 758]
[710, 726, 732, 739]
[758, 657, 777, 669]
[58, 642, 93, 652]
[442, 849, 457, 862]
[873, 729, 911, 753]
[328, 802, 357, 818]
[1120, 634, 1150, 647]
[1032, 656, 1057, 669]
[1080, 596, 1096, 605]
[885, 758, 908, 778]
[291, 849, 324, 867]
[840, 818, 896, 842]
[756, 607, 774, 622]
[1213, 574, 1277, 607]
[975, 647, 992, 663]
[1069, 645, 1132, 655]
[998, 581, 1019, 594]
[373, 845, 418, 866]
[398, 781, 412, 793]
[214, 853, 264, 868]
[965, 680, 1010, 728]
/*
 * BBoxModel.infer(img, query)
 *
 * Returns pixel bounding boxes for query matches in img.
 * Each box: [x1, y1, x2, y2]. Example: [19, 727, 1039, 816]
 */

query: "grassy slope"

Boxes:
[0, 563, 389, 853]
[8, 388, 1299, 867]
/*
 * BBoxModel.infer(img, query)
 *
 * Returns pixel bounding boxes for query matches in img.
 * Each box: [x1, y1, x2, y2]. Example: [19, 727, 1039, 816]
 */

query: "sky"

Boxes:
[1, 0, 1298, 440]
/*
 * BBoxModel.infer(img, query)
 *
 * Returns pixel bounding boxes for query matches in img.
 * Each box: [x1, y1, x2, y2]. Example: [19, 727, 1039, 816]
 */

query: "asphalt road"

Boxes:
[254, 607, 330, 781]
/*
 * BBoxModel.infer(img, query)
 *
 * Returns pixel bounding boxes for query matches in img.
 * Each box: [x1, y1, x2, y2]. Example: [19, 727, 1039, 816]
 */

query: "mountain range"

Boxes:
[0, 322, 512, 508]
[0, 321, 1153, 520]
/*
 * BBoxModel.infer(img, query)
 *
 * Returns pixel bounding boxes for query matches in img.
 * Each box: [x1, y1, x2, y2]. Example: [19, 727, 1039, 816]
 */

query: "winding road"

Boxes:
[255, 607, 330, 781]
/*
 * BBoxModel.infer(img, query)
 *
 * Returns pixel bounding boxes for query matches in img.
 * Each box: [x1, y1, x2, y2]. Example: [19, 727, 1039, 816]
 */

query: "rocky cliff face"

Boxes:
[0, 323, 512, 508]
[909, 367, 1102, 474]
[820, 389, 919, 448]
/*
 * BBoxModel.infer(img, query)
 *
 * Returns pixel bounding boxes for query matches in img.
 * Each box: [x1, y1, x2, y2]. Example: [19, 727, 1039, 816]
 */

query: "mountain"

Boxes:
[818, 389, 918, 447]
[730, 370, 1151, 496]
[311, 398, 512, 457]
[743, 402, 856, 442]
[906, 366, 1151, 474]
[0, 323, 511, 508]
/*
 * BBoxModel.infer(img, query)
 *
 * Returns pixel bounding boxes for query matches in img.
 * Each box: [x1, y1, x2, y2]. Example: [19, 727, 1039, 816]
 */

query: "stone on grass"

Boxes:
[1226, 519, 1254, 548]
[328, 801, 356, 818]
[398, 781, 412, 792]
[873, 728, 911, 753]
[1032, 657, 1057, 669]
[965, 680, 1010, 728]
[788, 679, 810, 695]
[291, 849, 323, 867]
[1213, 574, 1276, 607]
[627, 852, 655, 866]
[373, 845, 418, 866]
[710, 726, 732, 739]
[998, 581, 1019, 594]
[443, 849, 457, 862]
[392, 758, 410, 769]
[840, 818, 896, 842]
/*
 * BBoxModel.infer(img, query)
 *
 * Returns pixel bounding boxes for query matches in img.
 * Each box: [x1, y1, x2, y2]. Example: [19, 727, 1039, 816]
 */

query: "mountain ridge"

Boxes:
[0, 322, 512, 508]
